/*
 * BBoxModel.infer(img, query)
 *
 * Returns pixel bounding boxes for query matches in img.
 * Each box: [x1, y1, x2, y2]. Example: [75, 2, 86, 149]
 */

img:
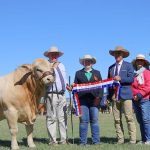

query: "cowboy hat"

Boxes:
[132, 54, 150, 68]
[79, 54, 96, 65]
[109, 46, 129, 58]
[43, 46, 64, 57]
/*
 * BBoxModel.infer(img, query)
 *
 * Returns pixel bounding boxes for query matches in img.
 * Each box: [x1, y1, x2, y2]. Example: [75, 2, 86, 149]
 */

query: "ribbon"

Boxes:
[72, 78, 120, 116]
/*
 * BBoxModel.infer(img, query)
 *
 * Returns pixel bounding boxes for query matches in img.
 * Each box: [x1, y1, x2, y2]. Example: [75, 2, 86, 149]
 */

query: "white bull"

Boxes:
[0, 58, 55, 150]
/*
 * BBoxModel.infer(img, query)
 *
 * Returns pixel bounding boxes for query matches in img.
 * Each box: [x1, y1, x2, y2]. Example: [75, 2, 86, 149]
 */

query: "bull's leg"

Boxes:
[25, 124, 36, 148]
[5, 110, 19, 150]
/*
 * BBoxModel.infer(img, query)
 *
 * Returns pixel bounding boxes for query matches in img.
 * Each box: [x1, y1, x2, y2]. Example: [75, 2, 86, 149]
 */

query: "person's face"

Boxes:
[136, 59, 145, 69]
[83, 59, 93, 69]
[114, 51, 124, 62]
[48, 52, 59, 62]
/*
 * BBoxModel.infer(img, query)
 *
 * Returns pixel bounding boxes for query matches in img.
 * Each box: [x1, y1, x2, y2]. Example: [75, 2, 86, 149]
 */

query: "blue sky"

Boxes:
[0, 0, 150, 82]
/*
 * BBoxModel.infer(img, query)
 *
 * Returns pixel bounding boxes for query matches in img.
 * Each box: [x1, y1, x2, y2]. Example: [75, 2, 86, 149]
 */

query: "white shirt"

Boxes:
[47, 62, 68, 92]
[114, 60, 123, 76]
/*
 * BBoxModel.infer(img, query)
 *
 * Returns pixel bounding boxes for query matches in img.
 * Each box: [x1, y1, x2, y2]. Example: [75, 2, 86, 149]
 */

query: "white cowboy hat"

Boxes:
[79, 54, 96, 65]
[132, 54, 150, 68]
[43, 46, 64, 57]
[109, 46, 130, 58]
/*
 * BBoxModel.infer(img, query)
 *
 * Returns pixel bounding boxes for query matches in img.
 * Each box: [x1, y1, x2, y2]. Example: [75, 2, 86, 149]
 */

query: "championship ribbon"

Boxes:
[72, 78, 120, 116]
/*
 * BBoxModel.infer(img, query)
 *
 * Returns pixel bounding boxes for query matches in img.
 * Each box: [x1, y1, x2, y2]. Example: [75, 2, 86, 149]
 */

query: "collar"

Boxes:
[84, 68, 92, 72]
[49, 60, 58, 63]
[116, 60, 123, 66]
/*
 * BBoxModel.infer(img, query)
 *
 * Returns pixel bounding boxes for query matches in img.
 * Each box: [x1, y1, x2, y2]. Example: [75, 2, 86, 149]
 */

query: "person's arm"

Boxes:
[134, 70, 150, 100]
[74, 71, 78, 84]
[66, 71, 78, 91]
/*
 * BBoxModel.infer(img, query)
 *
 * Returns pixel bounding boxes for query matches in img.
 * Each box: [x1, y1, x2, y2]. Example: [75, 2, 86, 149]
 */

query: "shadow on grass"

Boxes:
[67, 137, 129, 145]
[0, 138, 48, 148]
[0, 139, 26, 148]
[29, 137, 48, 144]
[101, 136, 129, 144]
[0, 137, 130, 148]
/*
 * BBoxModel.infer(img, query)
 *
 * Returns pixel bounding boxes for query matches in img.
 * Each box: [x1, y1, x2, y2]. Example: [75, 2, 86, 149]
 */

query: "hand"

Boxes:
[106, 100, 110, 106]
[66, 84, 73, 91]
[93, 97, 100, 106]
[134, 93, 143, 101]
[133, 95, 138, 101]
[113, 75, 121, 81]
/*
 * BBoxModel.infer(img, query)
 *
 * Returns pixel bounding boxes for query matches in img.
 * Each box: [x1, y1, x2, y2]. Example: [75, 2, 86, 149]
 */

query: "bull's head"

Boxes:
[32, 58, 55, 85]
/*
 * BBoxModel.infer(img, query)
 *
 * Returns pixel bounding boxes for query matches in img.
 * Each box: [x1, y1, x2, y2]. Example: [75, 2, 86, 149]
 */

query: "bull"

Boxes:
[0, 58, 55, 150]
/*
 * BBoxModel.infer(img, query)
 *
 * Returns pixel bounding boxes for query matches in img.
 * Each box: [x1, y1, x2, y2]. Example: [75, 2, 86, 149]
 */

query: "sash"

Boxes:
[72, 78, 120, 116]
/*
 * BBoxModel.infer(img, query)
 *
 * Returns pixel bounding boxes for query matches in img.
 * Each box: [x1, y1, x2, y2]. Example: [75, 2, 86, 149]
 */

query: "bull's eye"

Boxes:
[36, 68, 43, 73]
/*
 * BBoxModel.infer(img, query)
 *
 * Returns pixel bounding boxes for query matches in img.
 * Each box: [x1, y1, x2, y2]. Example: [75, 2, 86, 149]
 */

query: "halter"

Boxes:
[38, 70, 55, 81]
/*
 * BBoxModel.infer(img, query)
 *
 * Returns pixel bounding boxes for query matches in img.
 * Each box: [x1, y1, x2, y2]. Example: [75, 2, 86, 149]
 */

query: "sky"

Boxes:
[0, 0, 150, 82]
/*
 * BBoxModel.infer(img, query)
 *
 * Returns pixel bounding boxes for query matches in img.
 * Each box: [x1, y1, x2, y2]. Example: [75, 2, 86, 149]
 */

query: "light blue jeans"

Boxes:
[133, 99, 150, 142]
[79, 105, 100, 144]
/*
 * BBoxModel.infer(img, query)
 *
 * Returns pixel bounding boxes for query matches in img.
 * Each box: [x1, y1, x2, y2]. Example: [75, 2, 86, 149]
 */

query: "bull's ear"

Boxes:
[21, 64, 33, 71]
[14, 65, 33, 86]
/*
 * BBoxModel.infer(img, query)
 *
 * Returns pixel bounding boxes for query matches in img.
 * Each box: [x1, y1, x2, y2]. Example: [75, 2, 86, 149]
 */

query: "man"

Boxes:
[43, 46, 68, 145]
[73, 54, 103, 145]
[107, 46, 136, 144]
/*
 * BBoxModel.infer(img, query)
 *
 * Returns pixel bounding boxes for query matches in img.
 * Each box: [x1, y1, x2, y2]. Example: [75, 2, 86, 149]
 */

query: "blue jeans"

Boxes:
[79, 105, 100, 144]
[133, 99, 150, 142]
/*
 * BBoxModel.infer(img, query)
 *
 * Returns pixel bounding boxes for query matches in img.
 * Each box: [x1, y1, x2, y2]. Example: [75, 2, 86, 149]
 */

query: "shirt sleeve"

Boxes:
[138, 70, 150, 97]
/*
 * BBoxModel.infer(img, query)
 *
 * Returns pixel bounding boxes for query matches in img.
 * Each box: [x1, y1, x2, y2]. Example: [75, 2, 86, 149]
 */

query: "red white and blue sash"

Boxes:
[72, 78, 120, 116]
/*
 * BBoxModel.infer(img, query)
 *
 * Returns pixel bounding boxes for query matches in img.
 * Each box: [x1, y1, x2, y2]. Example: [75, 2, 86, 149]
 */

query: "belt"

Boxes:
[47, 91, 64, 95]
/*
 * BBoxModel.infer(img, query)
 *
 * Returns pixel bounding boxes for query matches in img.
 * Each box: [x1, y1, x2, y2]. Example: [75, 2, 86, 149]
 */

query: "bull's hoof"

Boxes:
[11, 146, 19, 150]
[28, 144, 36, 148]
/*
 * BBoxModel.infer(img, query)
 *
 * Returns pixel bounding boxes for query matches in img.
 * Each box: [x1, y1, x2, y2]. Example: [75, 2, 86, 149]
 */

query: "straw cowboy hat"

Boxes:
[44, 46, 64, 57]
[79, 54, 96, 65]
[132, 54, 150, 68]
[109, 46, 129, 58]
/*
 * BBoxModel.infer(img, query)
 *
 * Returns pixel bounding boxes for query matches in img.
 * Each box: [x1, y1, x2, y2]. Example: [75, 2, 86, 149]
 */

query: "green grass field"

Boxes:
[0, 113, 149, 150]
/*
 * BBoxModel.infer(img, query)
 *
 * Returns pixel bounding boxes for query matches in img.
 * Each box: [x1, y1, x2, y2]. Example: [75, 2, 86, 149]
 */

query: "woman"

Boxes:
[73, 54, 103, 145]
[131, 54, 150, 144]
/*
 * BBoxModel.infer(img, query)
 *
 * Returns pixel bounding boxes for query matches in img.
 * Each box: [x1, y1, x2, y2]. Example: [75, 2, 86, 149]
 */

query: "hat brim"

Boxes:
[44, 51, 64, 57]
[79, 58, 96, 65]
[109, 50, 129, 58]
[132, 59, 150, 68]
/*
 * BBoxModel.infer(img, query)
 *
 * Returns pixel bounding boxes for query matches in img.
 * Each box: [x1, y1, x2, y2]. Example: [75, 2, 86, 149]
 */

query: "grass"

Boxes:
[0, 113, 150, 150]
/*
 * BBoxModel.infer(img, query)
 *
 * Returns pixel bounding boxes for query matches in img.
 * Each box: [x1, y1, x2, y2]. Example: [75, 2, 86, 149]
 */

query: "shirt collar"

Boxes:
[116, 60, 123, 66]
[84, 68, 92, 72]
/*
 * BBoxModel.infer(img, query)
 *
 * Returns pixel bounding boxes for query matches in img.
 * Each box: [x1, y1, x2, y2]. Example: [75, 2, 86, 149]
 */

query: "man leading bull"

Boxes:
[43, 46, 68, 146]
